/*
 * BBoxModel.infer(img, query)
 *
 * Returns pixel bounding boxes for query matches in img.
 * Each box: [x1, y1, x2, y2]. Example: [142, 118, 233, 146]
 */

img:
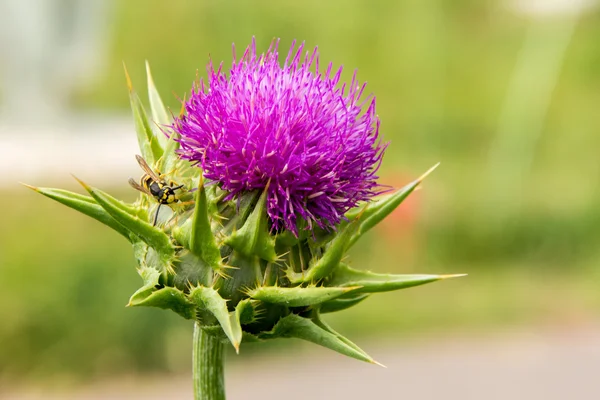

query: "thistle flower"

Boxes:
[27, 39, 463, 400]
[174, 38, 386, 234]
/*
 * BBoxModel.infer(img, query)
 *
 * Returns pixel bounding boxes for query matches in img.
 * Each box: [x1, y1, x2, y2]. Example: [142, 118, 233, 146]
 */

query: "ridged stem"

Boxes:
[193, 322, 225, 400]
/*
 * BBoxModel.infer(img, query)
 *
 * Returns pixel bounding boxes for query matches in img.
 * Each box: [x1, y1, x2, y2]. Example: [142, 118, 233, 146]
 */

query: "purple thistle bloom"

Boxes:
[173, 38, 386, 234]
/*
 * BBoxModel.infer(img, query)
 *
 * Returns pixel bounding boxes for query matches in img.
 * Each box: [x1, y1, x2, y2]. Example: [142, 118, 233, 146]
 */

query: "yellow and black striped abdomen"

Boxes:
[141, 174, 178, 204]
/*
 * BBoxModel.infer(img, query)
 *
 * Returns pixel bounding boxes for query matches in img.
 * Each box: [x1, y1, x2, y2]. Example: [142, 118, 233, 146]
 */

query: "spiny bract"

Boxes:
[29, 43, 462, 364]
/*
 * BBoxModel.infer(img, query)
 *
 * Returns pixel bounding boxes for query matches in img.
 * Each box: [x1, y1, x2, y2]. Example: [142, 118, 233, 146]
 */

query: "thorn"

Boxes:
[275, 250, 290, 262]
[214, 268, 232, 280]
[262, 264, 272, 286]
[439, 273, 468, 280]
[165, 266, 176, 275]
[71, 174, 91, 190]
[145, 60, 153, 83]
[123, 61, 133, 92]
[186, 282, 194, 291]
[240, 286, 254, 297]
[233, 343, 240, 354]
[416, 162, 440, 183]
[371, 359, 387, 368]
[351, 205, 368, 221]
[179, 92, 187, 117]
[213, 213, 227, 222]
[20, 182, 39, 191]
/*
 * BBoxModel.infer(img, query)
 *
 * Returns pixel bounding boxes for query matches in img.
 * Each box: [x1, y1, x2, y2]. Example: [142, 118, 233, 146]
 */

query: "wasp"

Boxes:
[128, 155, 184, 226]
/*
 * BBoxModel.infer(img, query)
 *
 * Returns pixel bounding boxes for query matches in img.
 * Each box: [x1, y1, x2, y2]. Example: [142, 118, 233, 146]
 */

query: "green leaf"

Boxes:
[26, 185, 131, 240]
[128, 266, 161, 305]
[247, 286, 359, 307]
[77, 178, 175, 260]
[161, 130, 181, 176]
[162, 90, 188, 174]
[260, 314, 380, 365]
[204, 326, 263, 344]
[288, 220, 358, 284]
[225, 189, 277, 262]
[124, 63, 163, 165]
[189, 286, 242, 352]
[328, 263, 466, 294]
[319, 293, 370, 313]
[172, 250, 214, 289]
[242, 332, 262, 343]
[275, 229, 299, 248]
[311, 312, 374, 362]
[146, 61, 182, 174]
[216, 251, 262, 306]
[74, 178, 140, 216]
[222, 190, 258, 233]
[145, 61, 170, 137]
[171, 218, 192, 249]
[235, 299, 260, 325]
[129, 286, 196, 319]
[190, 178, 223, 273]
[348, 163, 439, 248]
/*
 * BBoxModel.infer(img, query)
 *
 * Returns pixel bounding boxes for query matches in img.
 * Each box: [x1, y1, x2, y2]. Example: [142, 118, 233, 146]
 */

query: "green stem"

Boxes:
[193, 322, 225, 400]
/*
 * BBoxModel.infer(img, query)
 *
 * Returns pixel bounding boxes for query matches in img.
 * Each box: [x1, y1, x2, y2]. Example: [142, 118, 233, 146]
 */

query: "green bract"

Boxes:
[28, 65, 463, 365]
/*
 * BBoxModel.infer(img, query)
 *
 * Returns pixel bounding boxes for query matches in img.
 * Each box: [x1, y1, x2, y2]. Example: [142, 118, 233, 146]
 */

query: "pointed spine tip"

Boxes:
[178, 92, 187, 117]
[371, 360, 387, 368]
[123, 61, 133, 92]
[440, 273, 468, 280]
[233, 343, 240, 354]
[341, 286, 363, 293]
[353, 205, 368, 221]
[417, 162, 441, 183]
[145, 60, 159, 97]
[214, 268, 232, 280]
[71, 174, 91, 190]
[20, 182, 39, 191]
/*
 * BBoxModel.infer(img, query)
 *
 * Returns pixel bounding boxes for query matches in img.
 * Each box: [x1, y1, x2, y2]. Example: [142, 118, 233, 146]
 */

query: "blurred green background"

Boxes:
[2, 0, 600, 390]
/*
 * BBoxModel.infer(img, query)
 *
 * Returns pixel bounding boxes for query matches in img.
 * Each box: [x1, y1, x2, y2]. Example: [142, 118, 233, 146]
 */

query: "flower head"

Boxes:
[174, 38, 386, 234]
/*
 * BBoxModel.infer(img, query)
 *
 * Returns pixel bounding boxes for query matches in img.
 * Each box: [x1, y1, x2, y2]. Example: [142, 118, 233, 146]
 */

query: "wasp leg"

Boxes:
[161, 167, 179, 178]
[153, 204, 162, 226]
[175, 200, 195, 209]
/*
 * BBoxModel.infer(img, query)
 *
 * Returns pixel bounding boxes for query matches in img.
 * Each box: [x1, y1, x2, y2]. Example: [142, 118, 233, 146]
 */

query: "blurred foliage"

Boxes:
[0, 191, 190, 383]
[3, 0, 600, 387]
[73, 0, 600, 262]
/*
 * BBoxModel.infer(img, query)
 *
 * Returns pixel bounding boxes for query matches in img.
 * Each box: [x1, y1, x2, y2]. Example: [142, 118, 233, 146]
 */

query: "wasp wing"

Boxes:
[135, 154, 162, 182]
[128, 178, 152, 196]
